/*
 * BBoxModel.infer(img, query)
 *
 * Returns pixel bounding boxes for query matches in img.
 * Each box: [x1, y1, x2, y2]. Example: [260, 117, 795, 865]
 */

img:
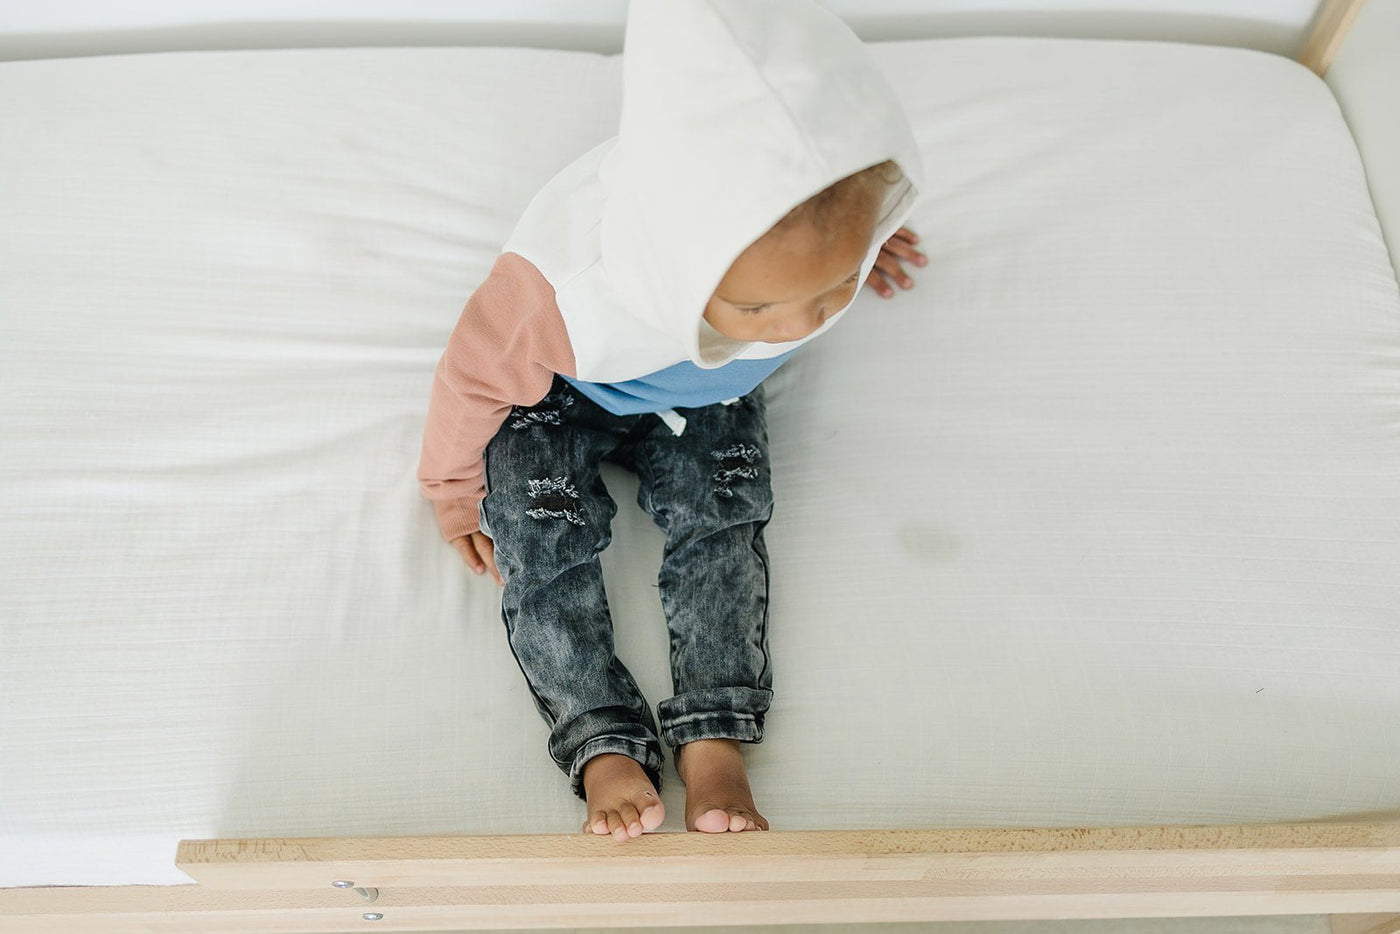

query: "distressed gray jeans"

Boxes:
[479, 374, 775, 801]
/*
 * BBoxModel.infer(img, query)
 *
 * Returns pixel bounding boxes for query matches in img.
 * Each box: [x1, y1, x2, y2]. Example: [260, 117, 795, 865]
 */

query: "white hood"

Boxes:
[503, 0, 925, 383]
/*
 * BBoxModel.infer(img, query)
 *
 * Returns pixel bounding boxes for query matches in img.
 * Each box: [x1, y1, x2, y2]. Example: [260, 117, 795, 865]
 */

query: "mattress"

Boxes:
[1, 37, 1398, 889]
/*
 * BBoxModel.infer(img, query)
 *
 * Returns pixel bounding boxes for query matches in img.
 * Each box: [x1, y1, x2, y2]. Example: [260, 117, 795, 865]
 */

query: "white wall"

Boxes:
[0, 0, 1325, 63]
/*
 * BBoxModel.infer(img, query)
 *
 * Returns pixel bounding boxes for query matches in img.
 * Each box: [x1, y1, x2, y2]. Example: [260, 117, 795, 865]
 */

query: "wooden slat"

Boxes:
[2, 878, 1399, 933]
[1332, 913, 1400, 934]
[0, 886, 350, 934]
[1298, 0, 1369, 75]
[175, 822, 1400, 889]
[3, 822, 1397, 932]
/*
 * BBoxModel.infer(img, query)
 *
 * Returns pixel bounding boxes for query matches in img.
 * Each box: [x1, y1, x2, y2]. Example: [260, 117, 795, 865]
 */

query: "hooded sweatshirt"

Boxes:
[418, 0, 924, 542]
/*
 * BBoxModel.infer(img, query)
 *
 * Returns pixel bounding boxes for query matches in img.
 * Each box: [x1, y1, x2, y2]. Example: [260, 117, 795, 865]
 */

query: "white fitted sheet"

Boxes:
[1, 38, 1398, 889]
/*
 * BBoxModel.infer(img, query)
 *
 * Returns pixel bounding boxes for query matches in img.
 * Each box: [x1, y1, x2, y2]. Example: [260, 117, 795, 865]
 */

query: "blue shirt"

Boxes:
[563, 352, 796, 415]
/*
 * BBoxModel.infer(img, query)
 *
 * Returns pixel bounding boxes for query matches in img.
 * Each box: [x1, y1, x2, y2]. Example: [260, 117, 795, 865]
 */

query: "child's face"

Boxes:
[704, 210, 879, 344]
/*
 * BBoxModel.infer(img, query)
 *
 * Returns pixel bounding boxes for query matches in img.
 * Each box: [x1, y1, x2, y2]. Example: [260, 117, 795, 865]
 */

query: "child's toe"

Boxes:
[617, 801, 644, 836]
[608, 811, 630, 842]
[639, 799, 666, 830]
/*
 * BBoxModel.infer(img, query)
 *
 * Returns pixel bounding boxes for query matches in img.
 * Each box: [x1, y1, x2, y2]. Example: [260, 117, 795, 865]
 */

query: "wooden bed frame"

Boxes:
[2, 2, 1391, 932]
[2, 820, 1397, 930]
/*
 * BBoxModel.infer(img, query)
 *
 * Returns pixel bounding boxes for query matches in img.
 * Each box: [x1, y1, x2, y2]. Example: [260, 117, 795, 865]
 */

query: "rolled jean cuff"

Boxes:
[568, 735, 665, 802]
[659, 693, 770, 751]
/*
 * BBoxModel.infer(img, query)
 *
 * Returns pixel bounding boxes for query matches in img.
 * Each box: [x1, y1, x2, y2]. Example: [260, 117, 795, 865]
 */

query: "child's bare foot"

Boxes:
[580, 753, 666, 842]
[675, 738, 769, 833]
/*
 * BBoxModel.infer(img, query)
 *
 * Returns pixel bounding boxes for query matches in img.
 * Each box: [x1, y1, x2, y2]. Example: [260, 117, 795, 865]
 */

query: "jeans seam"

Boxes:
[753, 521, 772, 688]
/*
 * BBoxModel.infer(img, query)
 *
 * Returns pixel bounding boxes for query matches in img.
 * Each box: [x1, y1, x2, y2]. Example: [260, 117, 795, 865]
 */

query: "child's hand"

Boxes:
[452, 532, 504, 586]
[865, 226, 927, 298]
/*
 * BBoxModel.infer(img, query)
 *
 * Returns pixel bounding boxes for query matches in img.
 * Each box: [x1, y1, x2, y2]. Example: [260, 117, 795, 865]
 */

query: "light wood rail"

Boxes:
[2, 821, 1397, 931]
[1299, 0, 1369, 74]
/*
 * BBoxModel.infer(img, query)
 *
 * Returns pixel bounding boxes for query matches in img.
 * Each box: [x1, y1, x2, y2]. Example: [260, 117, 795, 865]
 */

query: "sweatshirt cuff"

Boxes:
[435, 496, 482, 542]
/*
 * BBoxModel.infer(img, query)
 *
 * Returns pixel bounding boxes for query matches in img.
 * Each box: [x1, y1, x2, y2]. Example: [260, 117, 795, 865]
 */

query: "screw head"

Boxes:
[363, 912, 384, 921]
[331, 880, 355, 888]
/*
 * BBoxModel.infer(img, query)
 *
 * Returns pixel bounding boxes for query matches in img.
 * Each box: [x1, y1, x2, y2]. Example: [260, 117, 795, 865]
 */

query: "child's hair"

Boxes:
[772, 159, 903, 241]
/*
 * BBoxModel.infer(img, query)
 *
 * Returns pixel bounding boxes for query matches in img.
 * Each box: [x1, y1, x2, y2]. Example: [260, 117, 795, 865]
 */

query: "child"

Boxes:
[418, 0, 926, 841]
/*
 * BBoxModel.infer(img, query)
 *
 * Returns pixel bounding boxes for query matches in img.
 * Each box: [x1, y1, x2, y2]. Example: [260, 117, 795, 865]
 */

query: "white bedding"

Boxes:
[1, 37, 1398, 889]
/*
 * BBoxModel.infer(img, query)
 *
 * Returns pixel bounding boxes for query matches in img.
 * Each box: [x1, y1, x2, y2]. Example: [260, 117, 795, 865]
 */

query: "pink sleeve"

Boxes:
[417, 252, 577, 542]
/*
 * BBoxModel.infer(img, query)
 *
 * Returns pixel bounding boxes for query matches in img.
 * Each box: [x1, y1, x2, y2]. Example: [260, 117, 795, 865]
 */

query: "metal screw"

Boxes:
[332, 880, 355, 888]
[363, 912, 384, 921]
